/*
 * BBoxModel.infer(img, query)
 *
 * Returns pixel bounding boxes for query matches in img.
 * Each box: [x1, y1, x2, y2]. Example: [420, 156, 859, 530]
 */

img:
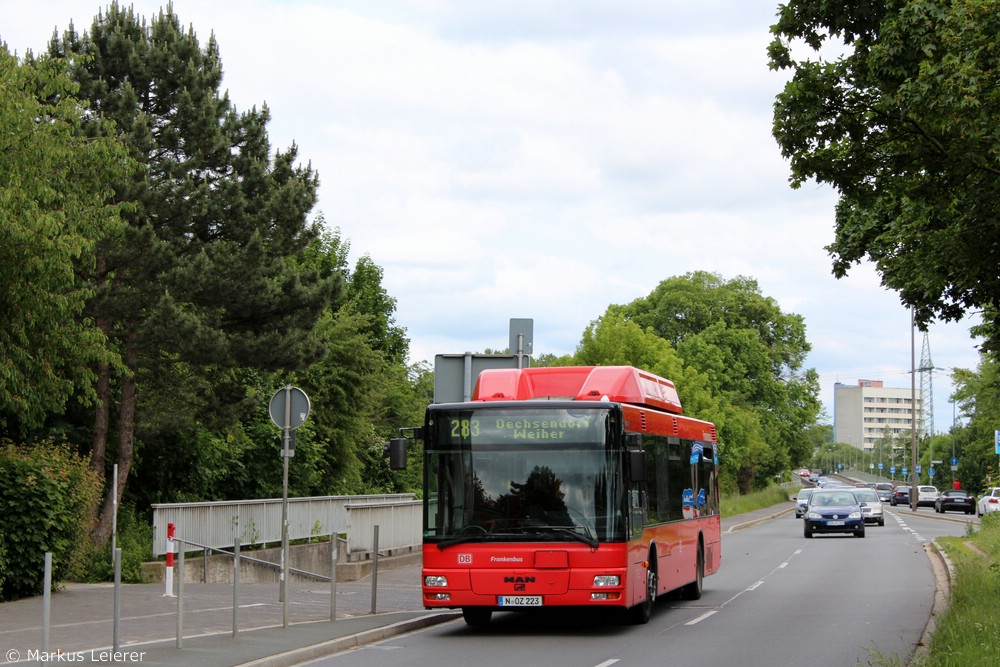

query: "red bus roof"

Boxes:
[471, 365, 683, 414]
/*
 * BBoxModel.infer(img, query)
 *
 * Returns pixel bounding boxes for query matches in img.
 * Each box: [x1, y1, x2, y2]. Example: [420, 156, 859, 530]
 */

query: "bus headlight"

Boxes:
[424, 575, 448, 587]
[593, 575, 620, 587]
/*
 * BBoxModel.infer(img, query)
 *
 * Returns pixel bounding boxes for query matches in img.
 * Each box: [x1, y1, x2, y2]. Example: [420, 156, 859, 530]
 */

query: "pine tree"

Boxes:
[47, 3, 339, 545]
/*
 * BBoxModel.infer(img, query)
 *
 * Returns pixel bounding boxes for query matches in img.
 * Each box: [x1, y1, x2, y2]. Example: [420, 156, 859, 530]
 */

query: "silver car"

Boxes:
[852, 488, 885, 526]
[795, 487, 817, 518]
[874, 482, 893, 502]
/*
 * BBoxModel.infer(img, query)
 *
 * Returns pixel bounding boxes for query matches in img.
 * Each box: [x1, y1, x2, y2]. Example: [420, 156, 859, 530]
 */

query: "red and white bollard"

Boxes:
[164, 523, 176, 597]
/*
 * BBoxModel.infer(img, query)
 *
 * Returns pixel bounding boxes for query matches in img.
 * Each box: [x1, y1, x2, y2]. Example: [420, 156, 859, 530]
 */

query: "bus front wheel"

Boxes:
[462, 607, 492, 627]
[628, 563, 657, 624]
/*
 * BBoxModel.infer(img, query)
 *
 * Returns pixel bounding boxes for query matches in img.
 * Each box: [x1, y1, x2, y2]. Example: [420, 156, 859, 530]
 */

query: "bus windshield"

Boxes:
[424, 406, 626, 546]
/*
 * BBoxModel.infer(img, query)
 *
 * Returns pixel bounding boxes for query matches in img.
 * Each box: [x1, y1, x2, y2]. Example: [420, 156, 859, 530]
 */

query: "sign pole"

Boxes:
[267, 383, 310, 630]
[280, 386, 291, 628]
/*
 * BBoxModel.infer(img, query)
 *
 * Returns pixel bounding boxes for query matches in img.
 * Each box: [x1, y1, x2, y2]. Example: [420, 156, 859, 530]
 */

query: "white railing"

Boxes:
[345, 500, 423, 557]
[152, 494, 417, 557]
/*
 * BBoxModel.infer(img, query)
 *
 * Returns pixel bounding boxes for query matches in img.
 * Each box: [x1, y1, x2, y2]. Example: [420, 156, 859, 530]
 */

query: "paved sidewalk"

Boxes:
[0, 503, 796, 667]
[0, 559, 458, 666]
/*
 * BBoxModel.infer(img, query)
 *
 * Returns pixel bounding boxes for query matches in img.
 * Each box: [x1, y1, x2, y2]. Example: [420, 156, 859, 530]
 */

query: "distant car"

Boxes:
[795, 487, 817, 518]
[874, 483, 894, 503]
[978, 488, 1000, 517]
[798, 469, 812, 478]
[916, 485, 940, 507]
[890, 486, 911, 506]
[934, 489, 975, 515]
[803, 490, 865, 538]
[852, 488, 885, 526]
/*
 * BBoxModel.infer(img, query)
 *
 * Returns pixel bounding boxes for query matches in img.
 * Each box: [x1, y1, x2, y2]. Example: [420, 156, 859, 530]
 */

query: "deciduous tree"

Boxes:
[769, 0, 1000, 349]
[614, 272, 820, 491]
[0, 47, 131, 432]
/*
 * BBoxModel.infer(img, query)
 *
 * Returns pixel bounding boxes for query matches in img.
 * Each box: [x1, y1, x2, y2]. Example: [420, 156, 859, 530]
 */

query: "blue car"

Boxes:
[803, 490, 865, 538]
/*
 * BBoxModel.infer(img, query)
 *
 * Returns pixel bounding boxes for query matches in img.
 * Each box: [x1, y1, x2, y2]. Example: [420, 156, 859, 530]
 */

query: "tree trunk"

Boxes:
[737, 464, 755, 495]
[90, 254, 111, 476]
[90, 355, 110, 475]
[93, 346, 138, 548]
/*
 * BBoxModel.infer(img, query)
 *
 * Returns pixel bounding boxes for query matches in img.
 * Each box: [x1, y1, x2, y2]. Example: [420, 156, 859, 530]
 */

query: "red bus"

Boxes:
[388, 365, 721, 626]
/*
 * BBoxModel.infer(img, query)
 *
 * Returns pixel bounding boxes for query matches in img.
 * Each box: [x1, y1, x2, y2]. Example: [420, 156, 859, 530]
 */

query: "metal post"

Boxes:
[233, 534, 240, 637]
[280, 428, 290, 628]
[370, 525, 380, 614]
[330, 535, 338, 622]
[111, 465, 118, 569]
[42, 553, 52, 653]
[176, 543, 185, 648]
[164, 522, 175, 597]
[280, 386, 291, 630]
[113, 548, 121, 652]
[911, 308, 919, 511]
[463, 353, 473, 401]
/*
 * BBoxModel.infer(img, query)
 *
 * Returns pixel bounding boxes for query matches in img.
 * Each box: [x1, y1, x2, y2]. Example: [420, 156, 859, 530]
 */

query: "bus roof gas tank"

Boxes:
[471, 366, 683, 415]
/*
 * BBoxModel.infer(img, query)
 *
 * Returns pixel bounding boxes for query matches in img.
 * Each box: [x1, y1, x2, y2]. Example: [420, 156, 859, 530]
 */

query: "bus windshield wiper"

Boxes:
[437, 532, 490, 550]
[529, 525, 599, 548]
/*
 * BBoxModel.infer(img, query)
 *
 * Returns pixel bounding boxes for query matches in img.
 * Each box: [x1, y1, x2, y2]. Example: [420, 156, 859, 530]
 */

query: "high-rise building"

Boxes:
[833, 379, 924, 450]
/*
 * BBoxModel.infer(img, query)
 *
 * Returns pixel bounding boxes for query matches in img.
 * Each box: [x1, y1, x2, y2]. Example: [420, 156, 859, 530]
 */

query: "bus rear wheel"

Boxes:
[679, 544, 704, 600]
[462, 607, 492, 627]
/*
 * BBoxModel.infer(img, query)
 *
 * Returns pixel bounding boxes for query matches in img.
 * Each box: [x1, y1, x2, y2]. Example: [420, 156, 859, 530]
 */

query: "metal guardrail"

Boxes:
[152, 494, 416, 557]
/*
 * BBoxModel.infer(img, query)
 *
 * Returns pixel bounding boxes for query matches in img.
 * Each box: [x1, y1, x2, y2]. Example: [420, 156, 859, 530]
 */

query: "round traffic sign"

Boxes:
[269, 385, 310, 430]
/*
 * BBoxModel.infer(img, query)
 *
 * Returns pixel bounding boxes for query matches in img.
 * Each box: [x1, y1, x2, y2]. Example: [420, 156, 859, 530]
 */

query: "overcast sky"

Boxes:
[2, 0, 983, 432]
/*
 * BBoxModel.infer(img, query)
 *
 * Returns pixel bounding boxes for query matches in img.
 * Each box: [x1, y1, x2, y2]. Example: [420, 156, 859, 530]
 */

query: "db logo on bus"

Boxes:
[458, 553, 472, 564]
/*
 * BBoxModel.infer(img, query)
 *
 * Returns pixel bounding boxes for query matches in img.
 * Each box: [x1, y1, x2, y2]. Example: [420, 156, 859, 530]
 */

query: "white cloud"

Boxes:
[1, 0, 982, 431]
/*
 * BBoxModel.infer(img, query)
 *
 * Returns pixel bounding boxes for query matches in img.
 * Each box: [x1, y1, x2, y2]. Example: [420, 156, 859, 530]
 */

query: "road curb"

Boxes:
[724, 506, 795, 533]
[235, 612, 462, 667]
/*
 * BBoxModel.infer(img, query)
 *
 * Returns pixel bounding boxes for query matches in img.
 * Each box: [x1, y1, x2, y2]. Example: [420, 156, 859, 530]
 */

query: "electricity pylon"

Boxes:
[917, 332, 940, 437]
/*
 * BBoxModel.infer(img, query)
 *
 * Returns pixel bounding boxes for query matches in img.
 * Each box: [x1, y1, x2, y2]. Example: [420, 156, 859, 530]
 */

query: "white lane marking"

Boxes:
[747, 581, 764, 591]
[685, 610, 718, 626]
[594, 660, 620, 667]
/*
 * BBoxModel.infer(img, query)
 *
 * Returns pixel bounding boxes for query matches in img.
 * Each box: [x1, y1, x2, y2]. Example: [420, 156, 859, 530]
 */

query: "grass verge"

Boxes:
[924, 513, 1000, 666]
[720, 484, 791, 517]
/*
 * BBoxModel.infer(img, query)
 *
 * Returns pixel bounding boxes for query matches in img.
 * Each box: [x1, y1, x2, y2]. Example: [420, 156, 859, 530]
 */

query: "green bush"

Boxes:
[0, 440, 101, 601]
[79, 503, 153, 583]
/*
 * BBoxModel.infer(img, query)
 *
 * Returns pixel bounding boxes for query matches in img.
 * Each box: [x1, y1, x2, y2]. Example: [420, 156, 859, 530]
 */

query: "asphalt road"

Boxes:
[297, 505, 968, 667]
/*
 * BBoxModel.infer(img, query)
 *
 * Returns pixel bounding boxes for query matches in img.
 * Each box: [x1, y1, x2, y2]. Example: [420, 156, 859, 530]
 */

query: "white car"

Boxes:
[916, 485, 940, 507]
[977, 487, 1000, 517]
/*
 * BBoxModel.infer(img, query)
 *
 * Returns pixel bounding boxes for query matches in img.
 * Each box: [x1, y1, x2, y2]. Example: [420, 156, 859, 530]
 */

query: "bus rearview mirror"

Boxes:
[387, 437, 408, 470]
